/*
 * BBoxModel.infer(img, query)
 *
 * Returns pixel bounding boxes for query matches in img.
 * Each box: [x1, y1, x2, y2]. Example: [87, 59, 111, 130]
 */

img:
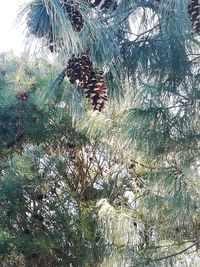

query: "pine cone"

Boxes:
[16, 92, 29, 101]
[61, 1, 84, 32]
[89, 0, 117, 10]
[188, 0, 200, 34]
[84, 70, 108, 111]
[66, 54, 93, 86]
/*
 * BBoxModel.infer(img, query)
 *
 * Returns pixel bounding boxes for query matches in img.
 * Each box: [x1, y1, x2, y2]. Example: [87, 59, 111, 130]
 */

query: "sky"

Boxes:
[0, 0, 27, 54]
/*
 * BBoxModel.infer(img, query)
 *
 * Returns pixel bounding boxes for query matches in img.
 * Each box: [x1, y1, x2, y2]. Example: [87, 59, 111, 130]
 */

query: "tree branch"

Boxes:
[149, 242, 198, 263]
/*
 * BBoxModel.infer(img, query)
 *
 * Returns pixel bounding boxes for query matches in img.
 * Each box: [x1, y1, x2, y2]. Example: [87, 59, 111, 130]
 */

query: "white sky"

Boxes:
[0, 0, 27, 54]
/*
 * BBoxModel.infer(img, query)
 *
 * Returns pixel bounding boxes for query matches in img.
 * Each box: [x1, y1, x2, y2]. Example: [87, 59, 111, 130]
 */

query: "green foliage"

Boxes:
[1, 0, 199, 266]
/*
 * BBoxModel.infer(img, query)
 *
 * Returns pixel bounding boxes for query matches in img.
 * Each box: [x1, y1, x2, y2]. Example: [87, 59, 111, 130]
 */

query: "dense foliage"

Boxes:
[0, 0, 199, 266]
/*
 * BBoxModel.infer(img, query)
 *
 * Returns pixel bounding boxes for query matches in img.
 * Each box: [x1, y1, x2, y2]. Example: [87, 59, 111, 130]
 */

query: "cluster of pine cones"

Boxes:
[66, 54, 108, 111]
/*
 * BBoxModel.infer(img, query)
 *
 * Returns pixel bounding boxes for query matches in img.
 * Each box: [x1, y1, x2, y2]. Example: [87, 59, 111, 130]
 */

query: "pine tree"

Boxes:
[0, 54, 103, 266]
[3, 0, 199, 266]
[0, 53, 141, 266]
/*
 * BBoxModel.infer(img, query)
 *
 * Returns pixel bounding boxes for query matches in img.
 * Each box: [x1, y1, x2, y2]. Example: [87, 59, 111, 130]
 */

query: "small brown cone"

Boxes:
[61, 1, 84, 32]
[84, 70, 108, 111]
[89, 0, 117, 10]
[188, 0, 200, 34]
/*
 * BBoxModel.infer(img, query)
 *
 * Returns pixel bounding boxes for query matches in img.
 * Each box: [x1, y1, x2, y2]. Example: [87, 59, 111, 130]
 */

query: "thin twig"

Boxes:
[149, 242, 197, 262]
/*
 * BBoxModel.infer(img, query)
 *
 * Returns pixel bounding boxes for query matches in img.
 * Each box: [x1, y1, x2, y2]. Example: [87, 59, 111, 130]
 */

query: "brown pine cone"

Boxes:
[61, 1, 84, 32]
[66, 54, 93, 87]
[188, 0, 200, 34]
